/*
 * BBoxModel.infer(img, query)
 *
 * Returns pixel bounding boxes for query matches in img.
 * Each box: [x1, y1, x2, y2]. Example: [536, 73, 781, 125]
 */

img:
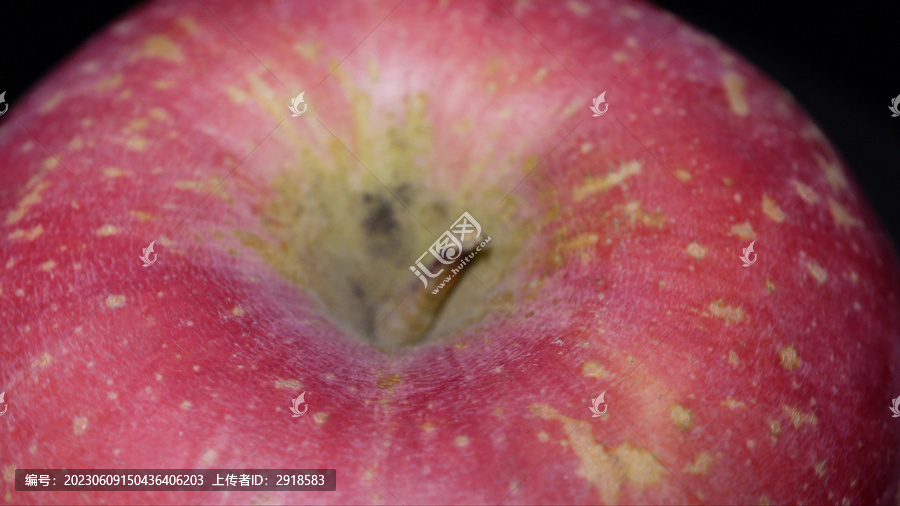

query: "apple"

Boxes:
[1, 0, 898, 504]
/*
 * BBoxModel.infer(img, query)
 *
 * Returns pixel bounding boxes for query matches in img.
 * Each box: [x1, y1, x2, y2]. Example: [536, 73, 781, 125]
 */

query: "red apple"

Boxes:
[1, 0, 898, 504]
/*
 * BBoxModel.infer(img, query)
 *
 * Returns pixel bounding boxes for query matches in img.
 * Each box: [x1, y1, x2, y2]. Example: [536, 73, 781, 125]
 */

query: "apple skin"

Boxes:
[1, 0, 899, 504]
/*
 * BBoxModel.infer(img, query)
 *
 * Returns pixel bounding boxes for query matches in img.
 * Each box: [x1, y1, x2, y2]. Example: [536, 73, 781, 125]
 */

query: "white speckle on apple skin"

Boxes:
[73, 416, 88, 435]
[618, 4, 642, 20]
[686, 241, 708, 260]
[5, 182, 50, 226]
[130, 35, 183, 63]
[778, 346, 801, 371]
[815, 154, 852, 195]
[721, 397, 746, 410]
[806, 262, 828, 284]
[32, 353, 52, 369]
[102, 167, 126, 178]
[7, 225, 44, 241]
[95, 224, 118, 237]
[722, 72, 750, 116]
[274, 379, 303, 390]
[782, 405, 818, 430]
[671, 404, 694, 430]
[730, 222, 756, 239]
[705, 300, 745, 325]
[530, 403, 665, 502]
[762, 194, 786, 222]
[829, 198, 864, 228]
[572, 160, 642, 202]
[201, 449, 217, 466]
[683, 452, 714, 475]
[581, 360, 607, 379]
[567, 1, 591, 17]
[38, 91, 65, 114]
[792, 179, 821, 204]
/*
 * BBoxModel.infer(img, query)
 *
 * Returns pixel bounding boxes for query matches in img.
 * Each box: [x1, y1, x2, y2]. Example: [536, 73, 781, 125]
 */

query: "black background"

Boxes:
[2, 1, 898, 249]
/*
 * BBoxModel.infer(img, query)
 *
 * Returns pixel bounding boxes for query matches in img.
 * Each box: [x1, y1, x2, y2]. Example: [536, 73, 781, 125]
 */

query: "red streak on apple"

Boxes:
[1, 1, 898, 504]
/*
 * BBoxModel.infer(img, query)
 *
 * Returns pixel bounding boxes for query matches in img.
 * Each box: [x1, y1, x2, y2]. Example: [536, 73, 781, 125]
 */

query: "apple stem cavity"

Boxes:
[372, 234, 485, 348]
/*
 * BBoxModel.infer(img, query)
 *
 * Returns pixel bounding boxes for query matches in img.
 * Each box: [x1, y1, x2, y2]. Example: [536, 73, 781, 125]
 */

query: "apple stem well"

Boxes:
[373, 234, 487, 348]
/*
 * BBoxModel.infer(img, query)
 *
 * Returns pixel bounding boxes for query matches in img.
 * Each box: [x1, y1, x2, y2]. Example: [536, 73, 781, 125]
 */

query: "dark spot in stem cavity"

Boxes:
[362, 193, 398, 237]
